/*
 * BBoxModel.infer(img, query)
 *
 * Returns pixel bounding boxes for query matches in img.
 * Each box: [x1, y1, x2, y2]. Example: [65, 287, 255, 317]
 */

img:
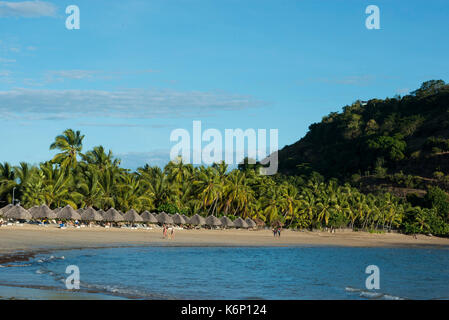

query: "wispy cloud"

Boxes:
[44, 69, 159, 83]
[0, 88, 265, 120]
[0, 57, 16, 63]
[0, 1, 57, 18]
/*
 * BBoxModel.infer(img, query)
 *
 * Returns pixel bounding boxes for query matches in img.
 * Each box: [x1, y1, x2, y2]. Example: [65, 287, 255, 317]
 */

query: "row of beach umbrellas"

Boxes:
[0, 204, 257, 228]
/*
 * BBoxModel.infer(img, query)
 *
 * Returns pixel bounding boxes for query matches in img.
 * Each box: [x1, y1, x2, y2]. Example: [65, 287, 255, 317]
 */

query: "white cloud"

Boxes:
[44, 69, 159, 83]
[0, 1, 57, 17]
[0, 88, 264, 120]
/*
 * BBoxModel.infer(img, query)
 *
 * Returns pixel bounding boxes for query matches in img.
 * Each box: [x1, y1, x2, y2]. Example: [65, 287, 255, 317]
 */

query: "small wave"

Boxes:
[383, 294, 405, 300]
[345, 286, 405, 300]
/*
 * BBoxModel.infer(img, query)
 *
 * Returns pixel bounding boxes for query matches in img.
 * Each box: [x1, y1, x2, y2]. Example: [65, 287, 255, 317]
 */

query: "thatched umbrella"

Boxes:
[32, 205, 57, 219]
[206, 215, 222, 227]
[156, 211, 173, 224]
[189, 214, 206, 226]
[172, 213, 186, 225]
[233, 217, 249, 228]
[98, 209, 105, 217]
[123, 209, 143, 222]
[81, 207, 103, 221]
[182, 214, 190, 223]
[140, 211, 158, 223]
[54, 207, 62, 214]
[77, 208, 84, 215]
[5, 205, 32, 220]
[245, 218, 257, 228]
[0, 204, 13, 216]
[57, 205, 82, 220]
[220, 216, 234, 228]
[28, 206, 40, 217]
[103, 208, 124, 222]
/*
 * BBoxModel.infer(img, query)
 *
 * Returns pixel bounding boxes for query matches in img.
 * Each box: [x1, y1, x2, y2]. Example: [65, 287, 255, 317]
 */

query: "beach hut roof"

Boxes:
[77, 208, 84, 214]
[54, 207, 62, 214]
[57, 205, 82, 220]
[32, 205, 57, 219]
[81, 207, 103, 221]
[0, 204, 13, 216]
[103, 208, 124, 222]
[206, 215, 222, 226]
[233, 217, 249, 228]
[123, 209, 143, 222]
[245, 218, 257, 228]
[188, 214, 206, 226]
[156, 211, 173, 224]
[5, 205, 32, 220]
[172, 213, 186, 225]
[220, 216, 234, 228]
[140, 211, 158, 223]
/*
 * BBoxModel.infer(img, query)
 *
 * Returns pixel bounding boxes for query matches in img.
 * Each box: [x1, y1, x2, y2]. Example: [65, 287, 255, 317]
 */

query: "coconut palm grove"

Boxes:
[1, 81, 449, 237]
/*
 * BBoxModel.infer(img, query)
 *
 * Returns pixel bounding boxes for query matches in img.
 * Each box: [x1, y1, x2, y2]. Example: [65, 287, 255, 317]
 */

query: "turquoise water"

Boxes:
[0, 246, 448, 299]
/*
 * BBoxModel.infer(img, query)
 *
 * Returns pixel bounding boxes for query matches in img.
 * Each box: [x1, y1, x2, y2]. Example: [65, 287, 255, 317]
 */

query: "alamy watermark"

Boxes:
[170, 121, 278, 175]
[365, 265, 380, 290]
[65, 265, 80, 290]
[365, 5, 380, 30]
[66, 5, 80, 30]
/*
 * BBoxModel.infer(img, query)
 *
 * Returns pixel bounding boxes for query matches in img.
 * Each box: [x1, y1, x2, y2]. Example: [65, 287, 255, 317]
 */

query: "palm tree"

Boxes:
[50, 129, 85, 169]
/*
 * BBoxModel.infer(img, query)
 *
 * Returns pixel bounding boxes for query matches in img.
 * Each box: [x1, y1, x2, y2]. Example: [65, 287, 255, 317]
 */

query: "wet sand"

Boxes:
[1, 224, 448, 261]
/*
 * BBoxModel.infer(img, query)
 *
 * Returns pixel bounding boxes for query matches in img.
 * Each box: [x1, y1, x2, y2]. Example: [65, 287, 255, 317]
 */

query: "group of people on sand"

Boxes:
[272, 227, 282, 238]
[162, 224, 175, 240]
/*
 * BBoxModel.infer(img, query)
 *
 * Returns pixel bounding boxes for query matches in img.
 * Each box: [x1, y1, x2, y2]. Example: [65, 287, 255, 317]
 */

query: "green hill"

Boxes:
[277, 80, 449, 196]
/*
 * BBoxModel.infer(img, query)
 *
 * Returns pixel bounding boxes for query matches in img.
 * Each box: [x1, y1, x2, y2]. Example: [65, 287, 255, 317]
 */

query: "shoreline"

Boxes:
[1, 224, 448, 265]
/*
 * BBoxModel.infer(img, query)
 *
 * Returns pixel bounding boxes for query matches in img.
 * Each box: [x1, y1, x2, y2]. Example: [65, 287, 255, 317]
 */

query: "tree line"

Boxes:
[1, 129, 448, 236]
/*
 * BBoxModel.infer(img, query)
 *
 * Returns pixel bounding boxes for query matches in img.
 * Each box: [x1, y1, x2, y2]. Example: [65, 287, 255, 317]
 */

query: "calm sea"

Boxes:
[0, 246, 448, 299]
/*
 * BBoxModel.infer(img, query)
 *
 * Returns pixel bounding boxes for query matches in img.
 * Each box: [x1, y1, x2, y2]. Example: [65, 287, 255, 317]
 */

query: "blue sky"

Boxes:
[0, 0, 448, 169]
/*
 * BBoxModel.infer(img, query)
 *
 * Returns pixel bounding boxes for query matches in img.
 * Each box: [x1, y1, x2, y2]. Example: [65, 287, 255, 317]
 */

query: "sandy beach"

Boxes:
[1, 224, 448, 262]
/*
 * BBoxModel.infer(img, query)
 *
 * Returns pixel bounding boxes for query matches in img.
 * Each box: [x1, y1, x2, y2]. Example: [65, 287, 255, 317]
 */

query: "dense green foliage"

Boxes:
[0, 129, 447, 236]
[277, 80, 449, 185]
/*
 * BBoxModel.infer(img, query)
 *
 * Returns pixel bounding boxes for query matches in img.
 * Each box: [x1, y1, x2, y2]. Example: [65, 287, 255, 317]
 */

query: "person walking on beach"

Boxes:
[277, 227, 282, 237]
[170, 226, 175, 240]
[163, 224, 167, 239]
[273, 227, 277, 238]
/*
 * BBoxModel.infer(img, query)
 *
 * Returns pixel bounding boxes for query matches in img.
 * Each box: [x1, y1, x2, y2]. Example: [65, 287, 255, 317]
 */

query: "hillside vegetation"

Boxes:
[277, 80, 449, 196]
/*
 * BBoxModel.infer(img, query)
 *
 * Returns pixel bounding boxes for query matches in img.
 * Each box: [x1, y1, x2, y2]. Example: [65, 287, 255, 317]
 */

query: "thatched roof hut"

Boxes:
[182, 214, 190, 223]
[188, 214, 206, 226]
[220, 216, 234, 228]
[57, 205, 82, 220]
[31, 205, 57, 219]
[245, 218, 257, 228]
[103, 208, 124, 222]
[140, 211, 158, 223]
[206, 215, 222, 227]
[81, 207, 103, 221]
[54, 207, 62, 214]
[233, 217, 249, 228]
[0, 204, 13, 216]
[4, 205, 32, 220]
[123, 209, 143, 222]
[28, 206, 40, 217]
[77, 208, 84, 215]
[172, 213, 186, 225]
[156, 211, 173, 224]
